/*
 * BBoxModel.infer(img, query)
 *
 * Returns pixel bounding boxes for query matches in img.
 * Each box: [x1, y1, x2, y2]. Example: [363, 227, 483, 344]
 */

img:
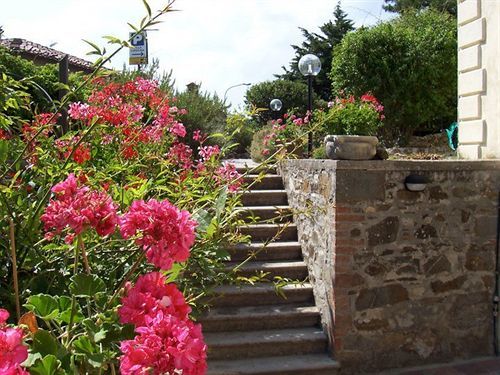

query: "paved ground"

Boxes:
[381, 357, 500, 374]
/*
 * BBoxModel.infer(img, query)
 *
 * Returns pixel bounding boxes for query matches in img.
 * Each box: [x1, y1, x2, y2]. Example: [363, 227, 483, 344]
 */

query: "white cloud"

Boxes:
[1, 0, 392, 108]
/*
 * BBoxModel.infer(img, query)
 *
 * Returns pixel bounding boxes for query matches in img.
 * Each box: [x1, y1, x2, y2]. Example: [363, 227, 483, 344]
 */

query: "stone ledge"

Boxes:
[281, 159, 500, 172]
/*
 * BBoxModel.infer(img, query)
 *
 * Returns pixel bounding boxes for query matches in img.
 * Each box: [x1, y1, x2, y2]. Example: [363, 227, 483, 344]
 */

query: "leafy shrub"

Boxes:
[0, 76, 246, 373]
[312, 146, 327, 159]
[225, 112, 254, 157]
[315, 93, 384, 136]
[330, 9, 457, 144]
[245, 79, 315, 126]
[250, 126, 275, 162]
[175, 86, 228, 147]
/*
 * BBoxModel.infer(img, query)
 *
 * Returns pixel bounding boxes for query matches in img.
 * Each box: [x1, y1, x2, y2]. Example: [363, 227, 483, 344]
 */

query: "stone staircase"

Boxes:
[201, 165, 339, 375]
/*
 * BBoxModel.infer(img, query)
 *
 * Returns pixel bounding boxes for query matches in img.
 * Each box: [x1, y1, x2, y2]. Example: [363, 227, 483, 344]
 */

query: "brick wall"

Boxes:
[280, 159, 500, 373]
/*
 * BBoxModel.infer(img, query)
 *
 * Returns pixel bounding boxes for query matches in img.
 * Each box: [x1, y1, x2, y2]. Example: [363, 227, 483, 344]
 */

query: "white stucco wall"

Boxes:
[458, 0, 500, 159]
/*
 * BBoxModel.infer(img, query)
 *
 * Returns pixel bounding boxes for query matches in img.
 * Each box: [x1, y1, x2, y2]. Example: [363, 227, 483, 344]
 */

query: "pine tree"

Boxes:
[277, 1, 354, 100]
[383, 0, 456, 16]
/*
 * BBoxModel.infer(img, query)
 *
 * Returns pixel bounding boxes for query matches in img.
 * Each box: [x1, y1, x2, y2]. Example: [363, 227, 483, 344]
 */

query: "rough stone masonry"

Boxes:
[280, 159, 500, 373]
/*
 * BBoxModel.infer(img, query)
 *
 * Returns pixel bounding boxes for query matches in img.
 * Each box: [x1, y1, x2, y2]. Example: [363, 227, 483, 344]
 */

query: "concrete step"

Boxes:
[240, 224, 297, 242]
[237, 206, 292, 223]
[228, 242, 302, 262]
[200, 304, 320, 332]
[211, 283, 314, 307]
[244, 174, 284, 190]
[228, 260, 308, 280]
[208, 354, 340, 375]
[241, 190, 288, 206]
[236, 166, 277, 175]
[205, 327, 329, 360]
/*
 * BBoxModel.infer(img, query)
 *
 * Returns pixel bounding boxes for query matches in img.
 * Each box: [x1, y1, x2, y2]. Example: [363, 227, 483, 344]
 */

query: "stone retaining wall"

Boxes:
[280, 159, 500, 373]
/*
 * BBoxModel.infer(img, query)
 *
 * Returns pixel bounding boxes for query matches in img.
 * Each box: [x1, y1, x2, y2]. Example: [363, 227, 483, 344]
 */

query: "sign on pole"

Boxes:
[129, 32, 148, 65]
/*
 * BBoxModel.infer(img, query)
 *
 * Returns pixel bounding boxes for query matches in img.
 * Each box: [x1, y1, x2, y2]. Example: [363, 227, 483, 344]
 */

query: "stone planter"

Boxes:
[325, 135, 378, 160]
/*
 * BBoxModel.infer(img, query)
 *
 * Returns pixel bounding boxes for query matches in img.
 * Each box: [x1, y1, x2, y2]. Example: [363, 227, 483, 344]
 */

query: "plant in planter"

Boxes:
[316, 93, 384, 160]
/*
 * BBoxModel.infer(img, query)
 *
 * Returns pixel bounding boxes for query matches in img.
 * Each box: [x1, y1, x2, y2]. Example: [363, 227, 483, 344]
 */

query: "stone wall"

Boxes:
[458, 0, 500, 159]
[280, 159, 500, 373]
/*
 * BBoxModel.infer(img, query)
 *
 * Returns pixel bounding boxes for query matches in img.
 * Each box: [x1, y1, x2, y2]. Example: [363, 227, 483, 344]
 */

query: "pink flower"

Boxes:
[120, 199, 197, 271]
[119, 272, 191, 327]
[0, 309, 29, 375]
[215, 163, 242, 193]
[120, 311, 207, 375]
[169, 122, 186, 138]
[198, 145, 220, 161]
[135, 78, 158, 97]
[192, 130, 205, 142]
[41, 174, 119, 243]
[167, 143, 193, 170]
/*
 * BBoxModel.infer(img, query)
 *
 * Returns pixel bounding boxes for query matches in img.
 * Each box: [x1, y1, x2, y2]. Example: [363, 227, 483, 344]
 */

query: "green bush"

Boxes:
[0, 47, 90, 118]
[225, 113, 254, 157]
[175, 87, 227, 147]
[330, 9, 457, 145]
[312, 146, 327, 159]
[250, 126, 275, 162]
[316, 94, 384, 137]
[245, 79, 317, 126]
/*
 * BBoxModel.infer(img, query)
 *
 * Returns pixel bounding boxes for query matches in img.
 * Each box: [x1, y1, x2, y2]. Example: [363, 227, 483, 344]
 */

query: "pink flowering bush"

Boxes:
[1, 47, 245, 375]
[0, 309, 28, 374]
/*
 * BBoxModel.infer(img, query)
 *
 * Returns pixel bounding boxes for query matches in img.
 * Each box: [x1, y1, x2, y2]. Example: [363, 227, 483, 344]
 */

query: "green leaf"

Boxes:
[142, 0, 152, 17]
[0, 139, 8, 164]
[73, 336, 105, 368]
[25, 294, 59, 320]
[193, 209, 212, 234]
[69, 273, 106, 297]
[32, 330, 58, 357]
[215, 188, 228, 220]
[82, 39, 102, 55]
[57, 296, 84, 324]
[127, 22, 139, 32]
[29, 355, 61, 375]
[103, 35, 123, 45]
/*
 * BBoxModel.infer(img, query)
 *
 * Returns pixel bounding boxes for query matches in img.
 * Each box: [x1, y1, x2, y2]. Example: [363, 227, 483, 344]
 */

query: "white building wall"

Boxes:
[458, 0, 500, 159]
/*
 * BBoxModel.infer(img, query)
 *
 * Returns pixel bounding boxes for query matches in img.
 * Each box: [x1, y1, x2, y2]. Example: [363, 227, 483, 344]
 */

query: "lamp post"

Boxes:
[223, 82, 252, 103]
[270, 98, 282, 120]
[298, 54, 321, 155]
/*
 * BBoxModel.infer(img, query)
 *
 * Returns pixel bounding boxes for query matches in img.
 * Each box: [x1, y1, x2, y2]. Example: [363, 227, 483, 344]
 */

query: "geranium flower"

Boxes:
[0, 309, 29, 375]
[119, 272, 191, 327]
[120, 311, 207, 375]
[120, 199, 197, 271]
[41, 174, 119, 243]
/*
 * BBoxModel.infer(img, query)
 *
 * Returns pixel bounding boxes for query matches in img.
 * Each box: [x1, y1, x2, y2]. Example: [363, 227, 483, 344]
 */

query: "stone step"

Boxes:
[228, 242, 302, 262]
[201, 304, 320, 332]
[208, 354, 340, 375]
[236, 166, 277, 175]
[228, 260, 308, 280]
[241, 190, 288, 206]
[205, 327, 329, 360]
[211, 283, 314, 307]
[244, 174, 284, 190]
[236, 206, 292, 223]
[240, 224, 297, 242]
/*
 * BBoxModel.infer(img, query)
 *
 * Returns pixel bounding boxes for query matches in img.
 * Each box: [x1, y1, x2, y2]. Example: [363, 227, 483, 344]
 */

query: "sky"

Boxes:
[1, 0, 393, 109]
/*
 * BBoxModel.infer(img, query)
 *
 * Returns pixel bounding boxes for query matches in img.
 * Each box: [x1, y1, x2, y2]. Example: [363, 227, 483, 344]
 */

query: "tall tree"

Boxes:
[383, 0, 456, 16]
[277, 2, 354, 100]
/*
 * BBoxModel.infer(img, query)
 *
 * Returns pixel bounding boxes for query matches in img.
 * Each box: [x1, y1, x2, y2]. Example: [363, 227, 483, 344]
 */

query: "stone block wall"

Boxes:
[458, 0, 500, 159]
[280, 159, 500, 373]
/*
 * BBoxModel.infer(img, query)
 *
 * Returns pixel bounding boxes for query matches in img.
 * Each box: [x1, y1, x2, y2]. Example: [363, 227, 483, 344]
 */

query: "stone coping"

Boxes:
[281, 159, 500, 171]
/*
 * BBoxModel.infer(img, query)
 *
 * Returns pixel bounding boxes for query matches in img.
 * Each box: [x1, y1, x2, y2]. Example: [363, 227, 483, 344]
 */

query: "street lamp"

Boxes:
[270, 98, 282, 120]
[223, 82, 252, 103]
[298, 54, 321, 155]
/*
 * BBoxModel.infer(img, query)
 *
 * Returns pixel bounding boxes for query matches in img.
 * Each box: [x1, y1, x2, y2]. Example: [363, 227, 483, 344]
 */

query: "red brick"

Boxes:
[335, 206, 352, 214]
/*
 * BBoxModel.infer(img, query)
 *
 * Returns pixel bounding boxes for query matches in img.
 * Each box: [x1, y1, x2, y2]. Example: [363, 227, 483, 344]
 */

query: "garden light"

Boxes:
[299, 54, 321, 155]
[270, 98, 283, 112]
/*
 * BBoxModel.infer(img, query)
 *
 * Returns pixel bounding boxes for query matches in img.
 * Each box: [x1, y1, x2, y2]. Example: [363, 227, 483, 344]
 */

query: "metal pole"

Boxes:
[58, 55, 69, 134]
[307, 75, 313, 155]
